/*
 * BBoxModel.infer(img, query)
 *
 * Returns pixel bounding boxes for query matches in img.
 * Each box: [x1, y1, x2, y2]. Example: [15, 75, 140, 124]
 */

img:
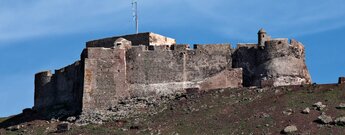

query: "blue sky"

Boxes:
[1, 0, 345, 117]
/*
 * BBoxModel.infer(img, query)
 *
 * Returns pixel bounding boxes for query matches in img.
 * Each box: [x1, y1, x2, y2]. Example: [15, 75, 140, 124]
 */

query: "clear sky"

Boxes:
[1, 0, 345, 117]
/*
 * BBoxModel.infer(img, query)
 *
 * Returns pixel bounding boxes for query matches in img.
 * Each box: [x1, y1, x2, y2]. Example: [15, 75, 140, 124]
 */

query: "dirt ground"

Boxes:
[1, 84, 345, 135]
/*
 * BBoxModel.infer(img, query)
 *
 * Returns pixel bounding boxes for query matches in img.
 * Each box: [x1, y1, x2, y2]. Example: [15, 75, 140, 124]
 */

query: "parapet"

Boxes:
[34, 70, 53, 87]
[194, 44, 231, 50]
[35, 70, 53, 77]
[81, 47, 126, 59]
[126, 44, 232, 53]
[236, 43, 258, 49]
[86, 32, 176, 48]
[269, 38, 289, 44]
[172, 44, 190, 51]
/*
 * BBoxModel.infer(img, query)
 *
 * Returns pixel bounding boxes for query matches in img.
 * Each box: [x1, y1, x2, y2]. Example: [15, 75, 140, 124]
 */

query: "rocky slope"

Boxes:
[1, 84, 345, 134]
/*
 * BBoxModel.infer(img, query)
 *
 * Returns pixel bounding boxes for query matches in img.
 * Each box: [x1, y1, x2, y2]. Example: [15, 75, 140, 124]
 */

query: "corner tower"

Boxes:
[258, 28, 270, 48]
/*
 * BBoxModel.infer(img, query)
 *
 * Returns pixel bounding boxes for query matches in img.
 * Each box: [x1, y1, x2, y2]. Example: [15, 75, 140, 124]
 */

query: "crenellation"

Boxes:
[34, 71, 53, 105]
[147, 45, 171, 51]
[34, 29, 312, 117]
[35, 70, 53, 78]
[84, 47, 122, 59]
[267, 38, 289, 45]
[34, 70, 55, 111]
[34, 59, 84, 115]
[237, 43, 258, 48]
[194, 44, 231, 49]
[290, 39, 300, 46]
[173, 44, 189, 51]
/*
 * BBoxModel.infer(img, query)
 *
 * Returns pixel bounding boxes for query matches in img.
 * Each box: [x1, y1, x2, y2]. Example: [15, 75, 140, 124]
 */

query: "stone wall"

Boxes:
[77, 43, 242, 111]
[33, 30, 312, 116]
[82, 48, 129, 111]
[34, 61, 84, 114]
[256, 39, 311, 86]
[126, 44, 240, 96]
[232, 44, 258, 87]
[33, 43, 242, 115]
[232, 38, 312, 87]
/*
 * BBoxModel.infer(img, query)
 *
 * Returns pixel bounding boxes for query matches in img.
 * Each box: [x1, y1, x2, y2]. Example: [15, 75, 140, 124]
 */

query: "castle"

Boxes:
[33, 29, 312, 115]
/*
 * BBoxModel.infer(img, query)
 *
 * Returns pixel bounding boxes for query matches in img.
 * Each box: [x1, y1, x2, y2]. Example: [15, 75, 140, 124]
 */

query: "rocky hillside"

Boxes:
[1, 84, 345, 134]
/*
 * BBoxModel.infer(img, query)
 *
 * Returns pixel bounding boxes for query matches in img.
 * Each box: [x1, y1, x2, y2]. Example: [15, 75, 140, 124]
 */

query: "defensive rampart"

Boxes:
[233, 38, 311, 87]
[34, 61, 84, 114]
[33, 30, 311, 115]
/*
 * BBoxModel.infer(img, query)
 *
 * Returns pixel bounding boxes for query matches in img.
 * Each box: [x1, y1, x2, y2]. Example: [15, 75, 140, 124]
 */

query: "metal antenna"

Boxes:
[131, 0, 139, 34]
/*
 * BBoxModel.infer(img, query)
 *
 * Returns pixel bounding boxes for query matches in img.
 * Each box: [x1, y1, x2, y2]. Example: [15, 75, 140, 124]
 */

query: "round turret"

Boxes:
[258, 28, 270, 48]
[258, 28, 267, 34]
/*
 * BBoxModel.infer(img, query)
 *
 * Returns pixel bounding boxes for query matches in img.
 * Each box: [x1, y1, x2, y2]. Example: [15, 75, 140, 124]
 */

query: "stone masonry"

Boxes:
[233, 29, 311, 87]
[33, 29, 311, 115]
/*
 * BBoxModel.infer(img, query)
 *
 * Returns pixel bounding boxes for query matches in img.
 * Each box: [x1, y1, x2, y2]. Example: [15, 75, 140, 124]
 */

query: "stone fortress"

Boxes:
[34, 29, 312, 115]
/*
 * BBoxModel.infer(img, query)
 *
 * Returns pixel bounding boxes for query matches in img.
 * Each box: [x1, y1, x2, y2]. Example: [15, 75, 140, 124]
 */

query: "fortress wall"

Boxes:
[34, 61, 84, 114]
[256, 38, 290, 62]
[33, 31, 313, 117]
[126, 44, 232, 84]
[126, 44, 241, 96]
[82, 48, 129, 111]
[34, 71, 54, 110]
[126, 45, 184, 84]
[256, 39, 312, 86]
[232, 44, 259, 86]
[199, 68, 243, 90]
[53, 61, 84, 112]
[232, 39, 312, 87]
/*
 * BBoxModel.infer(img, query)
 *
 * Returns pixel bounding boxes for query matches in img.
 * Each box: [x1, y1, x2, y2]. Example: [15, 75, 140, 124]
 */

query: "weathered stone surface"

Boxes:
[282, 109, 293, 116]
[114, 38, 132, 49]
[125, 44, 236, 97]
[34, 30, 312, 119]
[313, 102, 326, 111]
[336, 103, 345, 109]
[283, 125, 298, 134]
[57, 122, 70, 132]
[34, 61, 84, 116]
[233, 30, 311, 87]
[67, 116, 76, 122]
[317, 114, 333, 124]
[6, 125, 21, 131]
[83, 48, 129, 111]
[335, 117, 345, 126]
[302, 107, 310, 114]
[199, 68, 242, 90]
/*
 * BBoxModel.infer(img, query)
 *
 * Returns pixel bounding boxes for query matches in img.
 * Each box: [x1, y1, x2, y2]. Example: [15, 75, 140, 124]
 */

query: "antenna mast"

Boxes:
[132, 0, 139, 34]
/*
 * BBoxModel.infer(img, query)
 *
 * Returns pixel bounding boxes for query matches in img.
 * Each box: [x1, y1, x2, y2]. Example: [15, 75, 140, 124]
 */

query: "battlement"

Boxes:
[35, 70, 53, 78]
[34, 60, 83, 113]
[236, 43, 258, 49]
[34, 29, 312, 116]
[132, 44, 231, 51]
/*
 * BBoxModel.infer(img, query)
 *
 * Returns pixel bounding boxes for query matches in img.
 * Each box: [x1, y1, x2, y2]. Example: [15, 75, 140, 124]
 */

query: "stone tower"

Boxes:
[258, 28, 270, 48]
[234, 29, 311, 87]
